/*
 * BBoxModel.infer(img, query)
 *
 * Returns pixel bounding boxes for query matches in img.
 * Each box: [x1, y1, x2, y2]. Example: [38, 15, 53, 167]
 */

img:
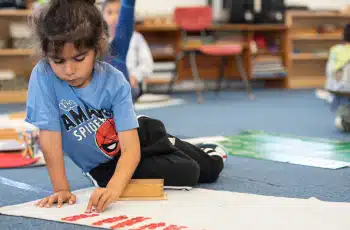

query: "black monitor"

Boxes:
[216, 0, 285, 24]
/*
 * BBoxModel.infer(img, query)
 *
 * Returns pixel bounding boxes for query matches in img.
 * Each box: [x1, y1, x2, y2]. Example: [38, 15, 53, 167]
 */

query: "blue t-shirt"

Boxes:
[25, 60, 139, 172]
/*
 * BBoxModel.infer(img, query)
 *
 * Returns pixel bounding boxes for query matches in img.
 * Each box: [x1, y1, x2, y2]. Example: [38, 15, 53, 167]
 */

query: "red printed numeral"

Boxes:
[92, 215, 128, 226]
[61, 213, 99, 222]
[110, 216, 151, 229]
[163, 225, 188, 230]
[131, 222, 167, 230]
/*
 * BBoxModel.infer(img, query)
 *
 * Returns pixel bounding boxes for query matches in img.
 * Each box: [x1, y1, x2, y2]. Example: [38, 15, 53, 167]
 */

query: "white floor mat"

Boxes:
[1, 188, 349, 229]
[134, 98, 185, 111]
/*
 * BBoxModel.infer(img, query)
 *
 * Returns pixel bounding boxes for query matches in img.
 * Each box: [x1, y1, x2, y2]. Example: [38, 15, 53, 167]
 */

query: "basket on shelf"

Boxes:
[9, 22, 35, 49]
[0, 73, 28, 91]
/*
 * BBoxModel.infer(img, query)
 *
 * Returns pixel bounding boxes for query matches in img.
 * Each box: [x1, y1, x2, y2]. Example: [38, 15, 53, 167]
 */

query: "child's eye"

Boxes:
[75, 55, 85, 62]
[52, 58, 64, 64]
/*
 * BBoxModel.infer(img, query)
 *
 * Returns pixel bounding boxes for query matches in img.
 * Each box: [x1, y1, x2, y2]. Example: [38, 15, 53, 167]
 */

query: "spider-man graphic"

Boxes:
[95, 118, 120, 157]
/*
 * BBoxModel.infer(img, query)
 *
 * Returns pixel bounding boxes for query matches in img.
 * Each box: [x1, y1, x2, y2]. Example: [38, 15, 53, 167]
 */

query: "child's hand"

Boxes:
[35, 190, 76, 208]
[86, 188, 118, 213]
[130, 75, 138, 88]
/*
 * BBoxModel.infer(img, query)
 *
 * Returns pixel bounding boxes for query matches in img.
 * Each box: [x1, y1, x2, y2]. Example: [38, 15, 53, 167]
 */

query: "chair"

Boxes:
[168, 6, 254, 103]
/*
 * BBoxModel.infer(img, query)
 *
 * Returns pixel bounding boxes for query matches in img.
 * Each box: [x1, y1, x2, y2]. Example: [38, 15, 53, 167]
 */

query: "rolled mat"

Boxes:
[0, 152, 38, 168]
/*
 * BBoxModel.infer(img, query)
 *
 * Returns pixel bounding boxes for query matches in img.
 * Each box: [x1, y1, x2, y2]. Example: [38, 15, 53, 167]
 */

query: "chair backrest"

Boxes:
[173, 6, 212, 32]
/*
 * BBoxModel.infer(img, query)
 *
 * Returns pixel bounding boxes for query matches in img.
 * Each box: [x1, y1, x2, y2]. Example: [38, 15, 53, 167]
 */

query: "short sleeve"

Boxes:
[25, 61, 61, 132]
[111, 75, 139, 132]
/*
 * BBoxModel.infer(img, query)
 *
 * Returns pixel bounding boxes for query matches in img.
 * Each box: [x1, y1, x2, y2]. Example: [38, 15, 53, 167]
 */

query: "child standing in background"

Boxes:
[26, 0, 227, 213]
[126, 31, 154, 100]
[102, 0, 153, 102]
[324, 24, 350, 131]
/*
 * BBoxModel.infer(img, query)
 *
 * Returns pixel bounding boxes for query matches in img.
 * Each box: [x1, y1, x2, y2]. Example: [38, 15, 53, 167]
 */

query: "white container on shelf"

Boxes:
[9, 22, 34, 49]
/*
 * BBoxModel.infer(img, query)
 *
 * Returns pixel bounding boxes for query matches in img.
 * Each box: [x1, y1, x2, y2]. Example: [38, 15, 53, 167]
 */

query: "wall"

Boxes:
[135, 0, 349, 18]
[135, 0, 206, 17]
[287, 0, 349, 10]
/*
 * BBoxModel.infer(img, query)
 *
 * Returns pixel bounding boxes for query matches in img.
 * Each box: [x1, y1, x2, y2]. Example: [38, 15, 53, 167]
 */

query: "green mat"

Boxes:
[186, 131, 350, 169]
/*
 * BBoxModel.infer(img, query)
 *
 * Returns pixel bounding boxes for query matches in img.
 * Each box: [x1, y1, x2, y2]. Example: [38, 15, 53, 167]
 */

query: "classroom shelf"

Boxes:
[137, 23, 288, 88]
[286, 11, 350, 18]
[0, 90, 27, 104]
[292, 53, 329, 60]
[0, 9, 31, 17]
[288, 77, 326, 89]
[144, 78, 171, 85]
[286, 10, 347, 89]
[152, 54, 175, 60]
[291, 35, 342, 40]
[0, 49, 32, 56]
[254, 51, 284, 56]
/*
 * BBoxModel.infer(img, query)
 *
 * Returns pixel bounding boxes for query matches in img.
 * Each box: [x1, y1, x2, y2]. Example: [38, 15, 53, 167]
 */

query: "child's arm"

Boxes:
[87, 129, 140, 213]
[40, 130, 70, 192]
[36, 130, 76, 208]
[109, 0, 135, 61]
[87, 69, 139, 213]
[127, 33, 154, 83]
[106, 128, 140, 190]
[25, 62, 75, 208]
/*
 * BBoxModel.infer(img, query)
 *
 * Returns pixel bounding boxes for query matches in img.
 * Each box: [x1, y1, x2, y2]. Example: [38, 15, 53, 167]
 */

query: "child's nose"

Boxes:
[65, 62, 76, 76]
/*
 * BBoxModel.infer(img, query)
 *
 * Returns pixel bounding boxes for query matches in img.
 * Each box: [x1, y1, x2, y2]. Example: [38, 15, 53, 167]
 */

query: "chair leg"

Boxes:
[189, 51, 204, 103]
[235, 55, 255, 100]
[216, 56, 226, 94]
[168, 51, 185, 94]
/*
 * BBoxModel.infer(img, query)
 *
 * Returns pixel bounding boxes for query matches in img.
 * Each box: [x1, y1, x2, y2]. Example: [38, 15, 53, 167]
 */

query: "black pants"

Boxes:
[89, 116, 224, 187]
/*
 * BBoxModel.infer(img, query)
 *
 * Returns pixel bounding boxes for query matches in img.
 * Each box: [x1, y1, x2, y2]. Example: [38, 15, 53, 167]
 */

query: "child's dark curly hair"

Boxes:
[31, 0, 107, 57]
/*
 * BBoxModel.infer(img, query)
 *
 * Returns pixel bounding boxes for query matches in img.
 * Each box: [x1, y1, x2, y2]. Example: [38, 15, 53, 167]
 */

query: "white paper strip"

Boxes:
[1, 188, 350, 230]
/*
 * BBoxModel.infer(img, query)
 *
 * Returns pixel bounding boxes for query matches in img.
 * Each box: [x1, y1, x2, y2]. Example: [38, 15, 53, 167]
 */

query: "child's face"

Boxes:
[47, 43, 96, 88]
[103, 2, 120, 37]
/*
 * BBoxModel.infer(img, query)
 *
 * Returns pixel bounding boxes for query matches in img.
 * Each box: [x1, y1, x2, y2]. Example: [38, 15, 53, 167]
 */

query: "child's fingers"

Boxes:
[86, 189, 102, 213]
[38, 197, 49, 207]
[57, 196, 63, 208]
[46, 194, 58, 208]
[69, 194, 76, 205]
[101, 197, 114, 213]
[96, 192, 110, 213]
[86, 199, 93, 213]
[35, 199, 43, 206]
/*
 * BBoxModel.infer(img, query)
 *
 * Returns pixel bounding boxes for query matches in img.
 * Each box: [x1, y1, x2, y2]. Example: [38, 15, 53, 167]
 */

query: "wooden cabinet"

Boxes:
[286, 11, 350, 89]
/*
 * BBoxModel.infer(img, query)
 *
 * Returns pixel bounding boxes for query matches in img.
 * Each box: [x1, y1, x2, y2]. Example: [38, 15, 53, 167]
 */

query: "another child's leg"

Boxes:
[168, 134, 225, 183]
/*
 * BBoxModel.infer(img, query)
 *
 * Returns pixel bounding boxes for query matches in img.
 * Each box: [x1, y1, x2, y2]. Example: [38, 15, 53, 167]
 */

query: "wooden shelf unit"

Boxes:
[0, 9, 31, 17]
[0, 9, 37, 104]
[0, 49, 32, 56]
[292, 53, 329, 60]
[0, 9, 37, 78]
[136, 23, 288, 89]
[286, 10, 350, 89]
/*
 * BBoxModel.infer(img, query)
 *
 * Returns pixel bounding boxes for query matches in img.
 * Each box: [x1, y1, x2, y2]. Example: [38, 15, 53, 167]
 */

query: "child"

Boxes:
[102, 0, 151, 102]
[26, 0, 226, 213]
[126, 31, 154, 100]
[324, 24, 350, 131]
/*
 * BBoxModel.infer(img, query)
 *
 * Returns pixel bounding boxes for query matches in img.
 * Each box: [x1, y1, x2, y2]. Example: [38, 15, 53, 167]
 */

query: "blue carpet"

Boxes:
[1, 89, 350, 230]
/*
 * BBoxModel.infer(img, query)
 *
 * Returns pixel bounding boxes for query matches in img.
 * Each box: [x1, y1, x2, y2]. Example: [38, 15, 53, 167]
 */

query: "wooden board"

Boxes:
[120, 179, 166, 200]
[119, 193, 167, 201]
